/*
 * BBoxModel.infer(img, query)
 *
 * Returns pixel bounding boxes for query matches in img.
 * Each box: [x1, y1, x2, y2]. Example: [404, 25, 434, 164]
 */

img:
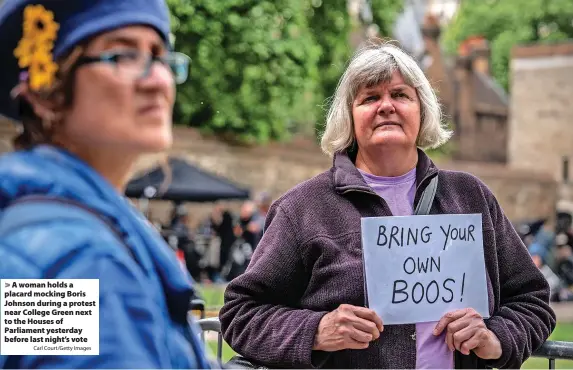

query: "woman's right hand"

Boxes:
[313, 304, 384, 351]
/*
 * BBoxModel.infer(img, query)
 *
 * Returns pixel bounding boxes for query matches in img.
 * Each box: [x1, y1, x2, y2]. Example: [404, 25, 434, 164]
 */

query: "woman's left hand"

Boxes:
[433, 308, 502, 360]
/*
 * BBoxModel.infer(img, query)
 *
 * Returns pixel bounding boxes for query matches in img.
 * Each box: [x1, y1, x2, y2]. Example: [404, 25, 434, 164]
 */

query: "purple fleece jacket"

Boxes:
[219, 149, 556, 369]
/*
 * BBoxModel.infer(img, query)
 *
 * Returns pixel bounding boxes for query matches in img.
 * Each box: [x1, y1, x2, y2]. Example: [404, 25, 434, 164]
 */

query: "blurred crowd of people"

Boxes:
[152, 192, 272, 284]
[518, 211, 573, 302]
[155, 194, 573, 294]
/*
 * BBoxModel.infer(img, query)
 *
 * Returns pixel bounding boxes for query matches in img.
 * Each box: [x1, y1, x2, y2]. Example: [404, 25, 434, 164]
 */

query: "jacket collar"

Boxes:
[332, 147, 439, 194]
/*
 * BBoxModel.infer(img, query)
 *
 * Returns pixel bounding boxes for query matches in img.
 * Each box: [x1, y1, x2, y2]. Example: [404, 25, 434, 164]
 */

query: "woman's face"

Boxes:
[352, 70, 420, 152]
[59, 25, 176, 154]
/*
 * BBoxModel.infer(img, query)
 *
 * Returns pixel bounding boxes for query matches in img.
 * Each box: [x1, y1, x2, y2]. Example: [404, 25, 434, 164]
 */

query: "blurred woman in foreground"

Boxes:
[0, 0, 211, 368]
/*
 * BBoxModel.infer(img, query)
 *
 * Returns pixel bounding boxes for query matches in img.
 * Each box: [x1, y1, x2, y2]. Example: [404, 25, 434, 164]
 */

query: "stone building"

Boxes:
[421, 15, 509, 163]
[508, 41, 573, 214]
[509, 41, 573, 182]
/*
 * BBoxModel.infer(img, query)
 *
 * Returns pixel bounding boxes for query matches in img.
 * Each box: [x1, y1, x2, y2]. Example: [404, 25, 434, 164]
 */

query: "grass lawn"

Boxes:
[196, 284, 226, 310]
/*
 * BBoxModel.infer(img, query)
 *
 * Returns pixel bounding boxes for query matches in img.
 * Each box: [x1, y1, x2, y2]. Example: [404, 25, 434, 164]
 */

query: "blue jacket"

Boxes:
[0, 145, 211, 369]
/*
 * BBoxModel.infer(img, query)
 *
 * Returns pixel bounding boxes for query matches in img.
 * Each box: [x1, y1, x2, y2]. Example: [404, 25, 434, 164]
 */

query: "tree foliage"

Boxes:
[371, 0, 404, 37]
[442, 0, 573, 91]
[307, 0, 351, 111]
[168, 0, 321, 144]
[168, 0, 403, 144]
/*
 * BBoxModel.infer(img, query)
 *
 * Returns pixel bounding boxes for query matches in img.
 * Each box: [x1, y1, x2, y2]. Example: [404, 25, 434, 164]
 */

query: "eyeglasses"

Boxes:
[74, 50, 191, 84]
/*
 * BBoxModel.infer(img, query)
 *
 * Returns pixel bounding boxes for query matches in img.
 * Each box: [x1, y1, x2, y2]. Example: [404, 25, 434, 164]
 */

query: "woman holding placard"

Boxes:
[0, 0, 211, 368]
[219, 39, 555, 369]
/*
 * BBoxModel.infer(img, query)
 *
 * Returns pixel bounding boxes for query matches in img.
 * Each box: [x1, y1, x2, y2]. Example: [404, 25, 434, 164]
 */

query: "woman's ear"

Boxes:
[11, 82, 56, 123]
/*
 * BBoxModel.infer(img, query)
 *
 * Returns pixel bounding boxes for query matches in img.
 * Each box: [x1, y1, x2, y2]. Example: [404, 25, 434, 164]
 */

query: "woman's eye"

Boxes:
[392, 92, 410, 99]
[363, 95, 378, 103]
[110, 51, 139, 63]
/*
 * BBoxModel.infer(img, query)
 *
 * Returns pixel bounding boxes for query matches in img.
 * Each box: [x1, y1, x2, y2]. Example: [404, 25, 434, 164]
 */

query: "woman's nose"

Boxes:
[138, 63, 174, 90]
[377, 96, 396, 115]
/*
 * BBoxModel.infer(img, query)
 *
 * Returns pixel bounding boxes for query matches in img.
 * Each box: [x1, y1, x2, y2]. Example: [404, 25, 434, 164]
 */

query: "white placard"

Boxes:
[361, 214, 489, 325]
[1, 279, 99, 355]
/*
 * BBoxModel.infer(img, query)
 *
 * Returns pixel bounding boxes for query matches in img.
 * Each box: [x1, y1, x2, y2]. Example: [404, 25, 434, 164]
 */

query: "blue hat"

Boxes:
[0, 0, 172, 121]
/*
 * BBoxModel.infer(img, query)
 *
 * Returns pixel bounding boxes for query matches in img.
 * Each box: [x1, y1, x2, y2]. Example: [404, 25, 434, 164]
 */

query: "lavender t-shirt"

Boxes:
[358, 167, 453, 369]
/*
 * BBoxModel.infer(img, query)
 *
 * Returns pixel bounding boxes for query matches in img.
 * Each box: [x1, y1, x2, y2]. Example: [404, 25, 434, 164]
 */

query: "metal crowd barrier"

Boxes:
[198, 317, 223, 361]
[532, 340, 573, 369]
[189, 299, 223, 360]
[192, 313, 573, 367]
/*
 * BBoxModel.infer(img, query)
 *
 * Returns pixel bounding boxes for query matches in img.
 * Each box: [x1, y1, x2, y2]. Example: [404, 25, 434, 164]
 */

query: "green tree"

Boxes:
[442, 0, 573, 91]
[305, 0, 352, 139]
[371, 0, 404, 37]
[168, 0, 321, 145]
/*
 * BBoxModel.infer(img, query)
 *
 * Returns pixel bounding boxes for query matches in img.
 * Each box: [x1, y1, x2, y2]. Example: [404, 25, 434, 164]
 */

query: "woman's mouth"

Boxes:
[138, 103, 164, 116]
[374, 121, 401, 129]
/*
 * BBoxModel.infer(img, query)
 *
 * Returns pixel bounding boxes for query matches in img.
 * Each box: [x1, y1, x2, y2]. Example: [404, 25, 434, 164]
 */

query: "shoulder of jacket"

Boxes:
[267, 170, 335, 225]
[0, 217, 125, 277]
[438, 169, 493, 195]
[273, 170, 332, 207]
[436, 169, 500, 218]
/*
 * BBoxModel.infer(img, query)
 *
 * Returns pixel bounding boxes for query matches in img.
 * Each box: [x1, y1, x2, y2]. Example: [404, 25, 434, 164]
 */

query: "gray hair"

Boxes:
[320, 40, 452, 157]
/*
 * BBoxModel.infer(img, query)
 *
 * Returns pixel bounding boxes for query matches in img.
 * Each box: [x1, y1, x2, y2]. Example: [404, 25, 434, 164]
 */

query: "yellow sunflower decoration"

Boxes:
[13, 4, 59, 91]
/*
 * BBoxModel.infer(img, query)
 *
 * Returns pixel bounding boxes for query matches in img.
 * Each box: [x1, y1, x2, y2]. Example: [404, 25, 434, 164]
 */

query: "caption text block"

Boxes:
[1, 279, 99, 356]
